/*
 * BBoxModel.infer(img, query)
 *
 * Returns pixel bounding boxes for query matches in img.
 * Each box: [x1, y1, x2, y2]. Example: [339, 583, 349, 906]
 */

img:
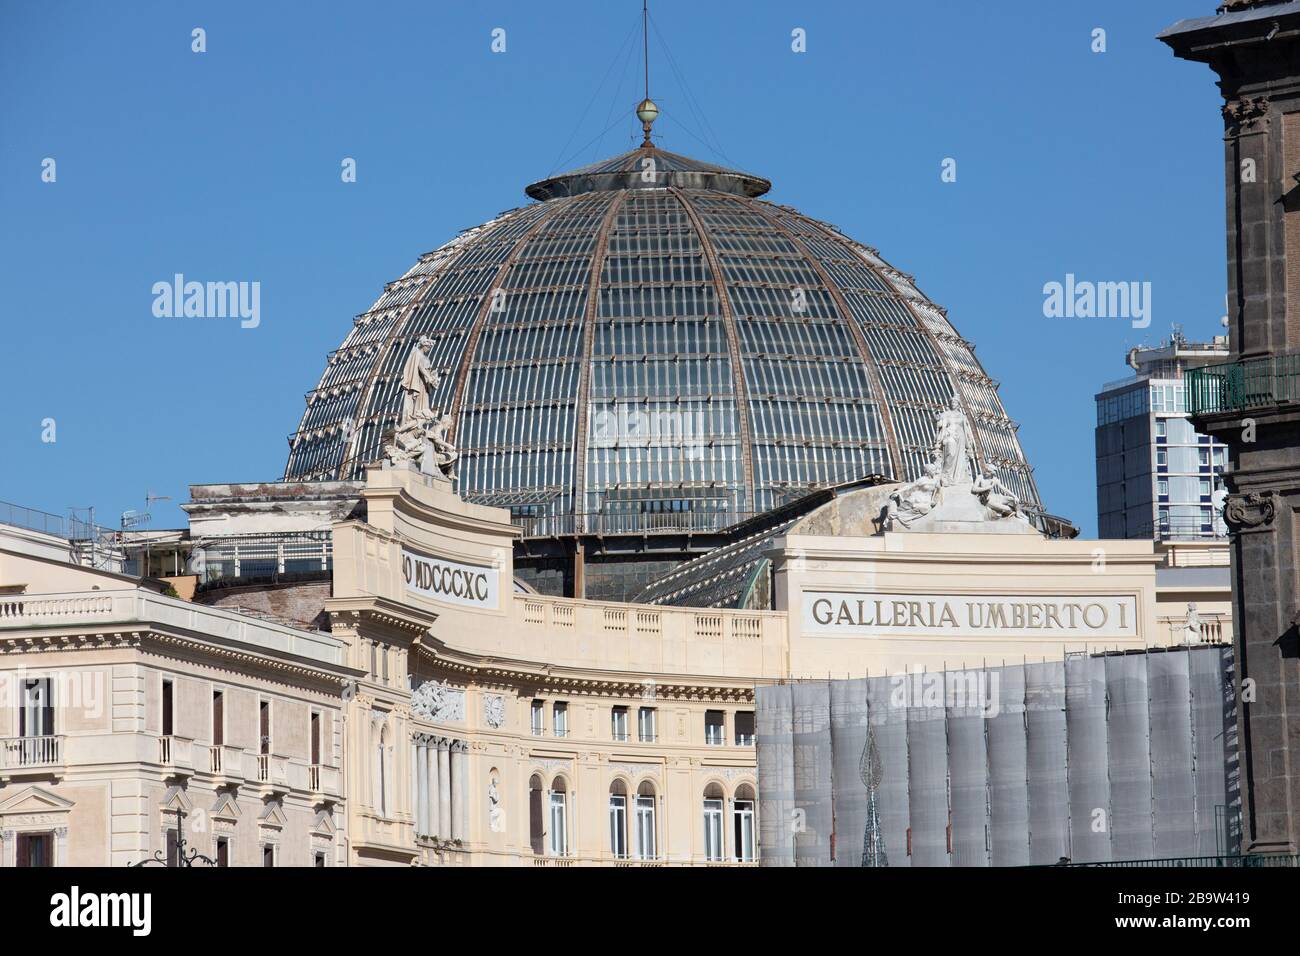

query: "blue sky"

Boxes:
[0, 0, 1226, 536]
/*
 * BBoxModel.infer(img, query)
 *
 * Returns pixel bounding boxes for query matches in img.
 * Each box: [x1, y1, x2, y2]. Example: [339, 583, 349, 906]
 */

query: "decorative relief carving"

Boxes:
[1224, 491, 1275, 529]
[2, 813, 64, 827]
[531, 757, 573, 773]
[411, 679, 465, 723]
[610, 762, 661, 780]
[1222, 95, 1269, 135]
[700, 766, 755, 781]
[483, 694, 506, 729]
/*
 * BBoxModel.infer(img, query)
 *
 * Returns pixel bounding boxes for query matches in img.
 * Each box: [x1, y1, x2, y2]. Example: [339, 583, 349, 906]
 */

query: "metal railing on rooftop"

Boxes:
[0, 501, 110, 541]
[1187, 352, 1300, 415]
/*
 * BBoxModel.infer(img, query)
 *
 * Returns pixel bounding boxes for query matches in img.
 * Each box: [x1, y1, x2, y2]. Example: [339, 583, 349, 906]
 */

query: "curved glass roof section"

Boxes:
[525, 145, 771, 200]
[284, 144, 1042, 535]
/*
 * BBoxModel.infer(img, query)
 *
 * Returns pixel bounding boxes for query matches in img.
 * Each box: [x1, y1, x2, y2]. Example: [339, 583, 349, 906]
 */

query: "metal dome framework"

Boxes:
[285, 144, 1041, 537]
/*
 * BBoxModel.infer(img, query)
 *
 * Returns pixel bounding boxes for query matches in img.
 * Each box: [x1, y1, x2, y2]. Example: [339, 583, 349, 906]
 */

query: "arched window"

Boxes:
[609, 780, 629, 859]
[703, 782, 725, 862]
[548, 777, 569, 857]
[528, 774, 544, 856]
[634, 780, 657, 861]
[733, 783, 756, 862]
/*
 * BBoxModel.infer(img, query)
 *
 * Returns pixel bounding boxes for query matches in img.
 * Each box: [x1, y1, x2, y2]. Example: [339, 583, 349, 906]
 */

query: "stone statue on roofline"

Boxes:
[881, 462, 941, 530]
[878, 400, 1037, 535]
[384, 336, 457, 479]
[932, 393, 975, 486]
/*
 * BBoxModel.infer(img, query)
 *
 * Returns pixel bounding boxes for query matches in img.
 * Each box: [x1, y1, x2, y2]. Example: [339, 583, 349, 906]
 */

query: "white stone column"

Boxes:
[416, 739, 429, 837]
[437, 738, 451, 838]
[451, 742, 468, 841]
[427, 738, 440, 837]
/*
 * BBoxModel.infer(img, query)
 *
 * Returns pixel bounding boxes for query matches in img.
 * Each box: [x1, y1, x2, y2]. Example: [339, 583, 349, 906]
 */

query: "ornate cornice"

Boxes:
[410, 638, 754, 702]
[0, 626, 358, 695]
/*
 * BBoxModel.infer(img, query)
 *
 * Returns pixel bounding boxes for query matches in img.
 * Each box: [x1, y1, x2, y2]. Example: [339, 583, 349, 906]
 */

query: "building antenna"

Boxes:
[636, 0, 659, 146]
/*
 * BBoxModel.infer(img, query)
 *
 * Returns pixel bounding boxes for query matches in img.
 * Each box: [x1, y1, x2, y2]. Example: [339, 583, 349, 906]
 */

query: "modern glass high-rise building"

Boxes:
[1095, 331, 1230, 540]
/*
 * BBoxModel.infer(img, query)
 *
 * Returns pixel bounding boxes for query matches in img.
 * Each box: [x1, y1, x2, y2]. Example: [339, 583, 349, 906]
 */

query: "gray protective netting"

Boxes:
[755, 646, 1239, 866]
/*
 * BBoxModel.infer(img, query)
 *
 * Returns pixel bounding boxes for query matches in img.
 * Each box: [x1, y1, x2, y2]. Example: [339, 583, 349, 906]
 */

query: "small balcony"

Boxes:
[206, 744, 245, 785]
[1187, 353, 1300, 416]
[158, 735, 195, 778]
[249, 752, 290, 795]
[305, 763, 341, 798]
[0, 735, 64, 778]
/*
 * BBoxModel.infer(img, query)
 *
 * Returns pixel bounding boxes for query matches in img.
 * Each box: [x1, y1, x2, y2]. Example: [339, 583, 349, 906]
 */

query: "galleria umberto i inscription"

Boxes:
[402, 547, 499, 610]
[803, 592, 1138, 639]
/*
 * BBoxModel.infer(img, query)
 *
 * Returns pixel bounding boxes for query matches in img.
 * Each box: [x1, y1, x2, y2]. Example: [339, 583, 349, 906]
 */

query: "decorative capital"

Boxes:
[1222, 96, 1269, 136]
[1223, 491, 1275, 529]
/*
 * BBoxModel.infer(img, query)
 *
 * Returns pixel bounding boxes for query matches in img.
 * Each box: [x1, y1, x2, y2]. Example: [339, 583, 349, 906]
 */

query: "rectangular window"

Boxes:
[19, 678, 53, 738]
[1198, 448, 1210, 467]
[262, 844, 275, 867]
[212, 690, 224, 746]
[161, 679, 174, 737]
[703, 799, 724, 862]
[310, 711, 321, 766]
[733, 801, 756, 862]
[637, 706, 656, 743]
[165, 827, 179, 867]
[16, 832, 53, 867]
[1155, 419, 1167, 438]
[216, 837, 229, 867]
[735, 711, 756, 746]
[1157, 478, 1170, 499]
[259, 699, 271, 755]
[314, 851, 327, 868]
[548, 792, 568, 856]
[1156, 449, 1168, 467]
[530, 700, 544, 736]
[609, 795, 628, 859]
[705, 710, 725, 746]
[553, 701, 568, 738]
[611, 706, 629, 741]
[634, 795, 657, 860]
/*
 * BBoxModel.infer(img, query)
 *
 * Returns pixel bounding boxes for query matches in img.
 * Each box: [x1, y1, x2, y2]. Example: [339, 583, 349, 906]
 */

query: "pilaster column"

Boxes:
[437, 738, 451, 838]
[416, 739, 429, 837]
[451, 742, 468, 841]
[427, 736, 440, 838]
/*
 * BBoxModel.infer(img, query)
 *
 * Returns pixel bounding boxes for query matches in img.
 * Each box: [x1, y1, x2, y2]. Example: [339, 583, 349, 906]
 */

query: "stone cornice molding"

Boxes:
[0, 626, 360, 694]
[358, 474, 521, 540]
[411, 638, 754, 702]
[326, 597, 438, 641]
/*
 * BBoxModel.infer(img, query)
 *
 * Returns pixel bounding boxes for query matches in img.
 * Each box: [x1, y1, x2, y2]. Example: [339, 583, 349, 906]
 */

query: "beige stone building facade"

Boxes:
[0, 462, 1233, 867]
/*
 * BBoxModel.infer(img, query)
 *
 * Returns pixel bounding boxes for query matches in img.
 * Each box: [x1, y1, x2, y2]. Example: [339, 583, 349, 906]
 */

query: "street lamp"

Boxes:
[131, 807, 216, 867]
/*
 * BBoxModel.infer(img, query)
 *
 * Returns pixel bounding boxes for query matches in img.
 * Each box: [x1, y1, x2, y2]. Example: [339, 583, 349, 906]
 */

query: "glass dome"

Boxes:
[284, 142, 1041, 537]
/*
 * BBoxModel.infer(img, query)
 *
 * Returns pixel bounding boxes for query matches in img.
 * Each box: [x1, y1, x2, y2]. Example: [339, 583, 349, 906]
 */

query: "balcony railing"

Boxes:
[1187, 352, 1300, 415]
[0, 735, 63, 770]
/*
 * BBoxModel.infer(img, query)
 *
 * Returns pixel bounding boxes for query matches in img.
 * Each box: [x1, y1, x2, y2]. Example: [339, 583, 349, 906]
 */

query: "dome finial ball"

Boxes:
[636, 98, 659, 146]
